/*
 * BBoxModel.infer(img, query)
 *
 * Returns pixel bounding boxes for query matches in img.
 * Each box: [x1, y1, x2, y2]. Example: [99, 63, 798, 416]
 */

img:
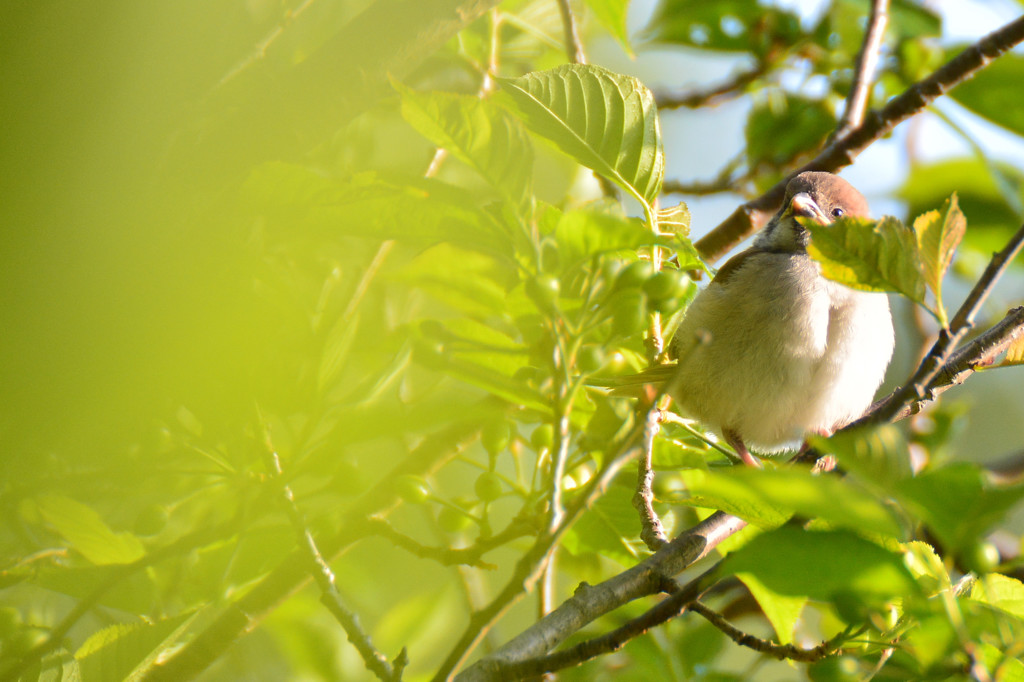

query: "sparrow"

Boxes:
[625, 172, 895, 466]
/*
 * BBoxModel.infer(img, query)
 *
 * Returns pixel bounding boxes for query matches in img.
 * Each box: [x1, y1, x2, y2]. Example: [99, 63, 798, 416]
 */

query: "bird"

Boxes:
[619, 171, 895, 467]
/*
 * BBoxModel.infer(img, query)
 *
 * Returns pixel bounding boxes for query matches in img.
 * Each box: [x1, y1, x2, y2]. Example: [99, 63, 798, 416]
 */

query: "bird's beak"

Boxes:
[789, 192, 829, 225]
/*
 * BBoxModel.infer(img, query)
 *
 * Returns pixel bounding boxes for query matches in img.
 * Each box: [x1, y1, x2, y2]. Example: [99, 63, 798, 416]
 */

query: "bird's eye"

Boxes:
[831, 207, 845, 218]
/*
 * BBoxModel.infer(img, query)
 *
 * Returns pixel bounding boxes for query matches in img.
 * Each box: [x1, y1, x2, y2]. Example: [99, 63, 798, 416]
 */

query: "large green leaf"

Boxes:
[899, 159, 1024, 253]
[497, 64, 664, 204]
[394, 81, 534, 211]
[806, 215, 928, 307]
[811, 424, 914, 492]
[644, 0, 803, 56]
[554, 208, 672, 268]
[32, 494, 145, 566]
[686, 467, 904, 537]
[563, 484, 641, 566]
[745, 94, 835, 168]
[737, 573, 806, 645]
[243, 163, 512, 255]
[896, 463, 1024, 555]
[950, 52, 1024, 138]
[723, 527, 920, 612]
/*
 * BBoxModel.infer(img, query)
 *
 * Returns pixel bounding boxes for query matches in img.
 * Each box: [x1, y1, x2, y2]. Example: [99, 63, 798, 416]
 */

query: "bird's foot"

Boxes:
[724, 430, 761, 468]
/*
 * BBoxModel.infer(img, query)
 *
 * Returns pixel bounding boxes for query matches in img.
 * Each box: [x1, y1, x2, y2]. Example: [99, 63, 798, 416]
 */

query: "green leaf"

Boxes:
[737, 573, 806, 645]
[33, 494, 145, 566]
[585, 0, 633, 56]
[950, 53, 1024, 137]
[394, 80, 534, 211]
[970, 574, 1024, 621]
[687, 467, 904, 537]
[563, 485, 640, 565]
[899, 159, 1024, 252]
[554, 209, 669, 268]
[806, 215, 928, 307]
[895, 463, 1024, 555]
[644, 0, 803, 56]
[745, 94, 835, 168]
[497, 64, 664, 204]
[911, 194, 966, 325]
[811, 424, 913, 492]
[243, 163, 512, 255]
[723, 527, 920, 610]
[77, 612, 196, 682]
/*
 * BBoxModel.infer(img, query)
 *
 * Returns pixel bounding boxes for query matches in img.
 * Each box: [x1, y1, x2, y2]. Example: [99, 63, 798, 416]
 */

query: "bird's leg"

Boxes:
[799, 428, 836, 473]
[724, 429, 761, 468]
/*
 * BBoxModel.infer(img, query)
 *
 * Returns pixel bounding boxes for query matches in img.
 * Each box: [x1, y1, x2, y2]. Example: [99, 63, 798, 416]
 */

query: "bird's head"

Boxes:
[754, 172, 869, 253]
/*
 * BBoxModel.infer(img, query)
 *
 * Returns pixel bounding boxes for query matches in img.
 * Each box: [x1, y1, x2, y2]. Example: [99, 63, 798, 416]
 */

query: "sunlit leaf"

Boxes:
[497, 64, 664, 204]
[811, 424, 913, 492]
[911, 193, 966, 324]
[723, 527, 920, 610]
[999, 334, 1024, 367]
[394, 80, 534, 211]
[687, 467, 903, 537]
[32, 495, 145, 566]
[554, 209, 669, 268]
[585, 0, 634, 56]
[899, 159, 1024, 252]
[806, 215, 928, 308]
[737, 573, 806, 645]
[971, 574, 1024, 621]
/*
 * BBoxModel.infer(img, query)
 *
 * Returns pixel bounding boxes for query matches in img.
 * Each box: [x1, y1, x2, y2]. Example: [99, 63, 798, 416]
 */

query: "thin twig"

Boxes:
[555, 0, 586, 65]
[689, 601, 858, 662]
[657, 66, 768, 110]
[634, 407, 668, 550]
[861, 222, 1024, 425]
[836, 0, 889, 136]
[877, 306, 1024, 424]
[694, 15, 1024, 263]
[141, 421, 480, 682]
[364, 517, 530, 568]
[262, 433, 401, 682]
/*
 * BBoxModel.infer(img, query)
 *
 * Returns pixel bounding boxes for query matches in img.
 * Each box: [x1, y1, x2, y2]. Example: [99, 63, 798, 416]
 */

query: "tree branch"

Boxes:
[835, 0, 889, 136]
[694, 15, 1024, 263]
[490, 565, 721, 678]
[633, 407, 668, 550]
[556, 0, 586, 65]
[657, 65, 767, 110]
[454, 510, 747, 681]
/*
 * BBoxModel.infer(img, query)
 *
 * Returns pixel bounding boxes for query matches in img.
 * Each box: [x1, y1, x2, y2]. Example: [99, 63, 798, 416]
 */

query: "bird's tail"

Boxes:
[588, 364, 677, 399]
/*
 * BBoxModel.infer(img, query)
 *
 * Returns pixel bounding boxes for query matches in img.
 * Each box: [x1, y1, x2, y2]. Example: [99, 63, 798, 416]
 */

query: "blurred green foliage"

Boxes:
[2, 1, 1024, 681]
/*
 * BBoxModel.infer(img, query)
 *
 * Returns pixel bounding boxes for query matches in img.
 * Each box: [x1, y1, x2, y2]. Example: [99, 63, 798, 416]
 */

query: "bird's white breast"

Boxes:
[670, 252, 894, 452]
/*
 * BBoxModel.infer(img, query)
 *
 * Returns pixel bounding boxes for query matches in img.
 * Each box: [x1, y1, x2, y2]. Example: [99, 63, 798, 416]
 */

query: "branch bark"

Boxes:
[693, 15, 1024, 263]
